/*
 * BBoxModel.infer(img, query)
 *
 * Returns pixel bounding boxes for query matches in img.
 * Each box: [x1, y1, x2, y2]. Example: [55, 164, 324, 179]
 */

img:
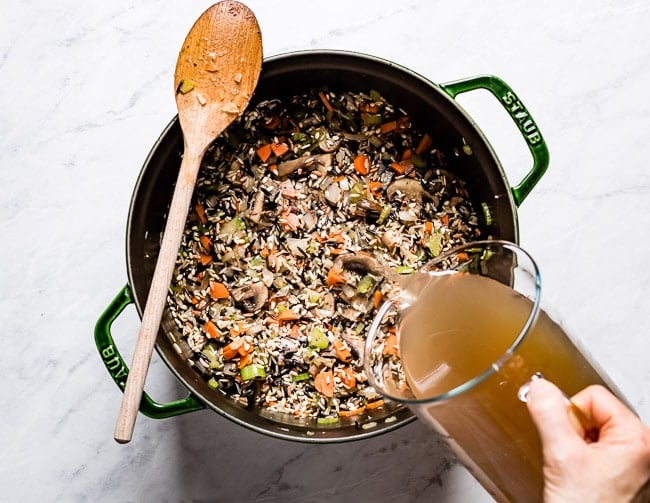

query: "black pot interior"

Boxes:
[126, 51, 517, 441]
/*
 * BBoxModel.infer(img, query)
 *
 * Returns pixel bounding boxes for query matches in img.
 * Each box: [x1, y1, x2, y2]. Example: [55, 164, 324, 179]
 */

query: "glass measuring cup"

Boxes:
[364, 240, 622, 503]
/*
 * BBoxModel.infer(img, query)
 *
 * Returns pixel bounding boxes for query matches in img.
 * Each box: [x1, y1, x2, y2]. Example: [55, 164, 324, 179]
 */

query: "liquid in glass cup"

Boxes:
[364, 240, 624, 503]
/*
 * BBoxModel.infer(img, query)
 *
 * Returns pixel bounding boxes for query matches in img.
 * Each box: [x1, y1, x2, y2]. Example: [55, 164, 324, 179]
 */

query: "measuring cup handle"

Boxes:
[440, 75, 550, 206]
[94, 285, 205, 419]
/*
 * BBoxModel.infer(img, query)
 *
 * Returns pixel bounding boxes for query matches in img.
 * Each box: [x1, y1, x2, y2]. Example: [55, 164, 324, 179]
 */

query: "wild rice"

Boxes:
[166, 87, 483, 421]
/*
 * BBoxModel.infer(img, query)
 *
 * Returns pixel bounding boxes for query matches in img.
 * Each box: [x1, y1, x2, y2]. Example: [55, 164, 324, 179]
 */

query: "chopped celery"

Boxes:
[240, 364, 266, 381]
[292, 372, 311, 382]
[396, 265, 415, 274]
[349, 182, 365, 203]
[356, 275, 375, 294]
[481, 202, 493, 226]
[369, 135, 383, 148]
[426, 232, 444, 257]
[410, 153, 427, 168]
[202, 343, 220, 365]
[377, 205, 392, 225]
[317, 416, 339, 425]
[248, 255, 265, 268]
[207, 377, 219, 390]
[220, 215, 246, 237]
[363, 114, 382, 126]
[177, 79, 195, 94]
[308, 327, 329, 349]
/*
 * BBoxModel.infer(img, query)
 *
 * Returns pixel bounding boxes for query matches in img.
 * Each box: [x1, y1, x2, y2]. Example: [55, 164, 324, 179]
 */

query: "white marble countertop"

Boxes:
[2, 0, 649, 501]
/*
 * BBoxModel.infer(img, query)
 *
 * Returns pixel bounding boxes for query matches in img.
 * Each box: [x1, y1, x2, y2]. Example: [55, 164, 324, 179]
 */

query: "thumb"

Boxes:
[526, 378, 581, 451]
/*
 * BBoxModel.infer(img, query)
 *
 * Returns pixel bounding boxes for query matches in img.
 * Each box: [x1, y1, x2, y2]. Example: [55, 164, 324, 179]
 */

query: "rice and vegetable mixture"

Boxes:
[167, 87, 483, 423]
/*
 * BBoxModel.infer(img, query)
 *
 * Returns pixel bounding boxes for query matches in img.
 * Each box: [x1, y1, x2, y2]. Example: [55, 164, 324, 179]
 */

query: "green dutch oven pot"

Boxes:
[95, 50, 549, 442]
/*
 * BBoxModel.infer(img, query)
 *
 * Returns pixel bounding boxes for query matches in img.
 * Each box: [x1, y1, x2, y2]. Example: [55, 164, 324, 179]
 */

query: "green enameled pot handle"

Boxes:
[440, 75, 549, 206]
[94, 285, 205, 419]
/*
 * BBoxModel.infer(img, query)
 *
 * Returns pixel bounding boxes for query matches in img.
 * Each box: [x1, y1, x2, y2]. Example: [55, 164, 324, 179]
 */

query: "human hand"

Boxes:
[526, 379, 650, 502]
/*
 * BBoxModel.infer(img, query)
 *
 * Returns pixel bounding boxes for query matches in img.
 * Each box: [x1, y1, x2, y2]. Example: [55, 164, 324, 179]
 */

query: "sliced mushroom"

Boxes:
[247, 189, 265, 224]
[356, 198, 383, 219]
[316, 292, 336, 318]
[349, 295, 374, 314]
[231, 283, 269, 312]
[276, 153, 333, 177]
[333, 252, 401, 284]
[333, 253, 385, 277]
[340, 307, 362, 322]
[341, 331, 366, 362]
[318, 136, 341, 153]
[386, 179, 440, 222]
[386, 178, 427, 201]
[381, 229, 401, 252]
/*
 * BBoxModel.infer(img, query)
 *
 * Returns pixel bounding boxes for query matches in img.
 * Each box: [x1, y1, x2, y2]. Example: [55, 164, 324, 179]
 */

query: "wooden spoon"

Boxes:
[114, 0, 262, 444]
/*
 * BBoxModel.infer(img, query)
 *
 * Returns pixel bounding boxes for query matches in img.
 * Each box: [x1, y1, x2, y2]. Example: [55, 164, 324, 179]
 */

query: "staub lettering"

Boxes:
[101, 344, 128, 380]
[501, 91, 542, 145]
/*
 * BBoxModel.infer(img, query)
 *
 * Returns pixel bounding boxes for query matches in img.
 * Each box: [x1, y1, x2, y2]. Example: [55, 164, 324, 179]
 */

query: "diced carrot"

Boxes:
[391, 159, 415, 176]
[194, 202, 207, 225]
[333, 338, 353, 363]
[289, 324, 302, 339]
[327, 232, 346, 244]
[401, 148, 413, 161]
[382, 333, 399, 356]
[199, 253, 213, 265]
[424, 221, 434, 234]
[366, 399, 385, 410]
[457, 252, 469, 262]
[338, 406, 366, 417]
[238, 338, 253, 356]
[390, 161, 405, 175]
[222, 341, 239, 360]
[256, 143, 272, 162]
[271, 142, 289, 157]
[200, 235, 212, 251]
[268, 164, 278, 176]
[209, 281, 230, 300]
[318, 91, 333, 112]
[326, 268, 346, 287]
[359, 103, 379, 113]
[367, 180, 383, 198]
[204, 320, 221, 339]
[277, 308, 299, 324]
[336, 366, 356, 389]
[263, 115, 280, 130]
[373, 290, 383, 309]
[314, 370, 335, 397]
[238, 352, 253, 369]
[380, 120, 397, 134]
[415, 133, 433, 155]
[353, 154, 370, 175]
[439, 214, 450, 226]
[332, 174, 346, 183]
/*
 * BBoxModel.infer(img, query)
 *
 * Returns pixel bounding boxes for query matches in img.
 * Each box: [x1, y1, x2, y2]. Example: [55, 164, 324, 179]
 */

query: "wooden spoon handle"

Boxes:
[114, 150, 202, 443]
